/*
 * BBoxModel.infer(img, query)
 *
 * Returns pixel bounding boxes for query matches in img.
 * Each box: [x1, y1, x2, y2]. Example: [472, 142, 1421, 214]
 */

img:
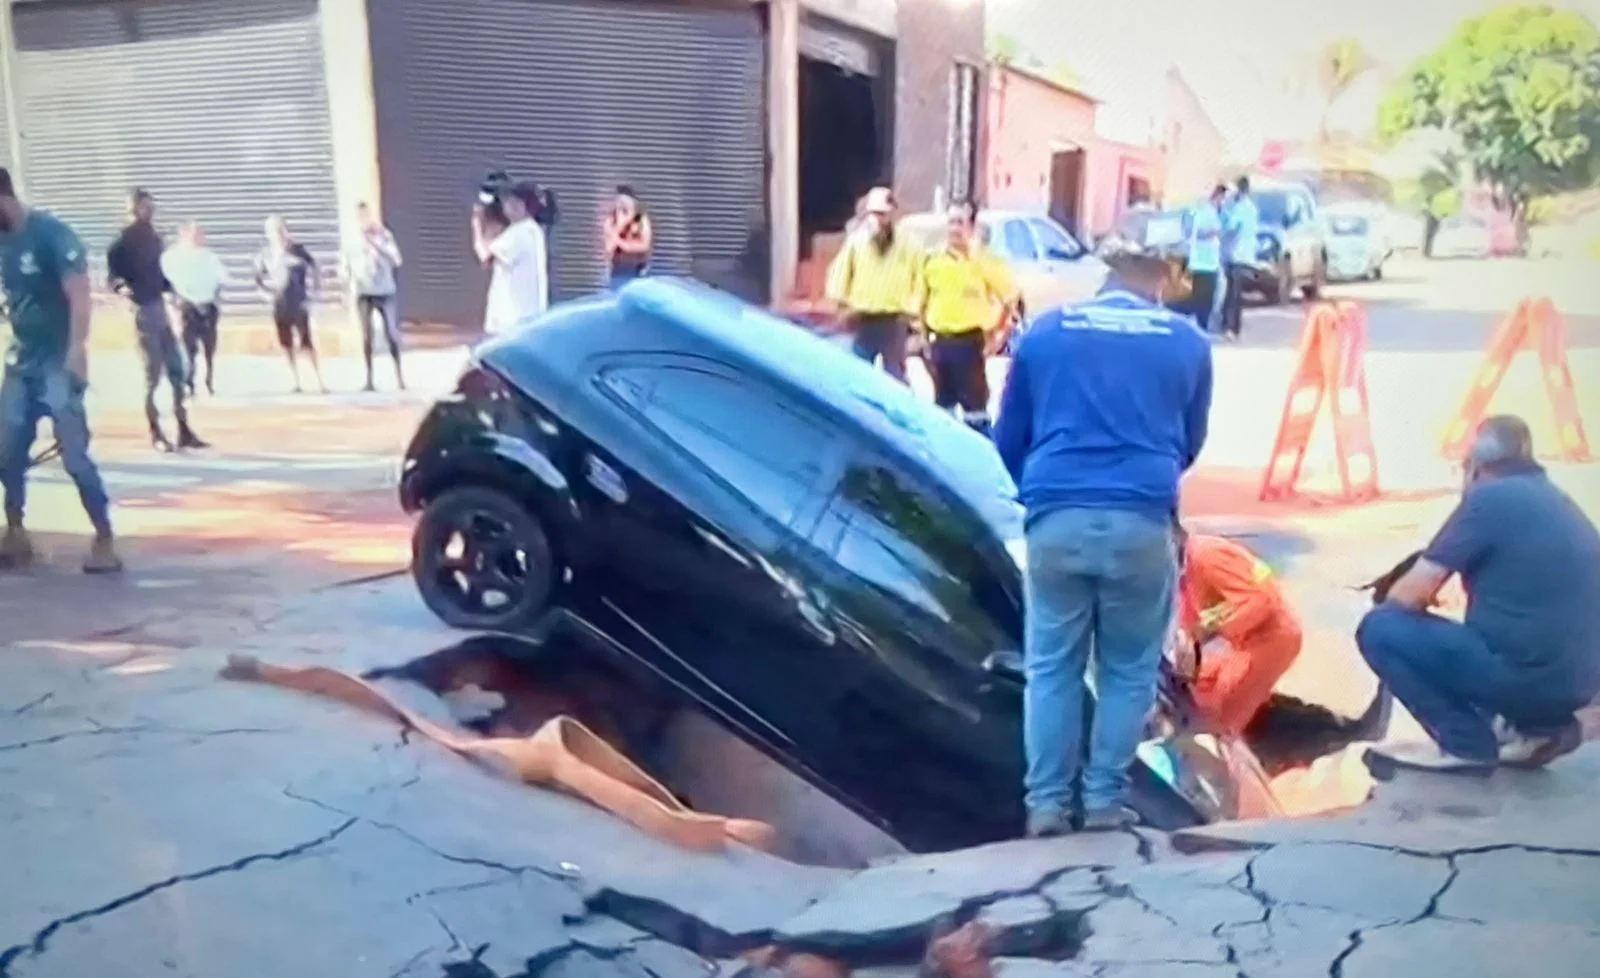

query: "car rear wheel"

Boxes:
[1263, 260, 1291, 306]
[412, 486, 557, 631]
[1301, 255, 1325, 300]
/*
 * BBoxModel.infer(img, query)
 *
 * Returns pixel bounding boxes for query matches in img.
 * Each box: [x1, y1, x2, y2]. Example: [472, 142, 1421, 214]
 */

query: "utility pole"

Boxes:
[767, 0, 800, 306]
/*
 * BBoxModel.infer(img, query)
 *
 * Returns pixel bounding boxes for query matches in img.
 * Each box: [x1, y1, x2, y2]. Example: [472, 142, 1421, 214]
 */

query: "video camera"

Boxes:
[476, 170, 558, 229]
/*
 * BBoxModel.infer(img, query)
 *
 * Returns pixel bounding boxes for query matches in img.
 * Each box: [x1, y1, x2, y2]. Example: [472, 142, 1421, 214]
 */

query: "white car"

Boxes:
[1322, 203, 1391, 281]
[898, 210, 1109, 321]
[1431, 215, 1494, 260]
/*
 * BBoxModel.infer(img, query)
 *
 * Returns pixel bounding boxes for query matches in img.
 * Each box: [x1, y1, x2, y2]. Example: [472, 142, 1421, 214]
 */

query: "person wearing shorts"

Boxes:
[254, 215, 325, 393]
[915, 201, 1019, 435]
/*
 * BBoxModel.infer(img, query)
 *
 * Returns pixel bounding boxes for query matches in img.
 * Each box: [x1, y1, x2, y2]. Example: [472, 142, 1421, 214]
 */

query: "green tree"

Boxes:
[1378, 4, 1600, 220]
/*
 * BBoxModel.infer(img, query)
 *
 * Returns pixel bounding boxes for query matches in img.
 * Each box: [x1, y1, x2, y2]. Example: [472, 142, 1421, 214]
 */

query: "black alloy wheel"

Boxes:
[412, 486, 556, 631]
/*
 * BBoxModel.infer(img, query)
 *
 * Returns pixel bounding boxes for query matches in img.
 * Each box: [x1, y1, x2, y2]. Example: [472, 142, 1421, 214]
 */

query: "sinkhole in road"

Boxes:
[369, 635, 1385, 869]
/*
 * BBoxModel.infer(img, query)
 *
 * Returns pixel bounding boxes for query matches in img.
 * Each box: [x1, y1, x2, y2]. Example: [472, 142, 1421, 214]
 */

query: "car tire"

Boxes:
[1371, 263, 1384, 281]
[412, 486, 558, 631]
[1301, 255, 1325, 300]
[1264, 261, 1290, 306]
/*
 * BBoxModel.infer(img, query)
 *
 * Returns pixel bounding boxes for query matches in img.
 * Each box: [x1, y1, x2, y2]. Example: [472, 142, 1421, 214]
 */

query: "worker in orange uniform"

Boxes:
[1172, 527, 1303, 734]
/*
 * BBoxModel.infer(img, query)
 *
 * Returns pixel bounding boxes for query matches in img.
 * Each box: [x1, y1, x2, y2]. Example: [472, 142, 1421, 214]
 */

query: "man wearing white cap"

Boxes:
[824, 186, 922, 381]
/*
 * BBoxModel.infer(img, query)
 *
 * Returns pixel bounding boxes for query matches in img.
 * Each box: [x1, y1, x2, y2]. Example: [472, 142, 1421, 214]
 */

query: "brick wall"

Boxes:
[892, 0, 986, 211]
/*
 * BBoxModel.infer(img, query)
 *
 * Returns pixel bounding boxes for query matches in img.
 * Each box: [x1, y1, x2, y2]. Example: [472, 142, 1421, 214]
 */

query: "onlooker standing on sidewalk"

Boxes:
[473, 177, 549, 338]
[107, 190, 206, 451]
[161, 220, 227, 396]
[344, 202, 406, 392]
[603, 186, 652, 289]
[1359, 416, 1600, 772]
[254, 216, 326, 393]
[916, 200, 1019, 434]
[823, 186, 921, 381]
[0, 167, 122, 573]
[1219, 176, 1258, 341]
[1183, 185, 1226, 333]
[993, 252, 1213, 836]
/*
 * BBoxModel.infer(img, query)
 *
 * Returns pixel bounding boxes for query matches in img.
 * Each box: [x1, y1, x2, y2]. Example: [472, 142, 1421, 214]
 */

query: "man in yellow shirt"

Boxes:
[916, 201, 1020, 434]
[824, 187, 922, 381]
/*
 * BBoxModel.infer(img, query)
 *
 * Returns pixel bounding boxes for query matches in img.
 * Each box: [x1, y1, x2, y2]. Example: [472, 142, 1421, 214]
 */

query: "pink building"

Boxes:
[984, 63, 1224, 241]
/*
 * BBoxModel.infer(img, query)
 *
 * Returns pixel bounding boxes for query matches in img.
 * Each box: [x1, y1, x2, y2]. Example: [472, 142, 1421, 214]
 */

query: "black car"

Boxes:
[399, 279, 1374, 852]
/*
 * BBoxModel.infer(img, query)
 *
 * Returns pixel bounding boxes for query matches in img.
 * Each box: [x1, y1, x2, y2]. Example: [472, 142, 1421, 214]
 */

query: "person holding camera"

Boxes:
[472, 174, 549, 337]
[603, 186, 651, 289]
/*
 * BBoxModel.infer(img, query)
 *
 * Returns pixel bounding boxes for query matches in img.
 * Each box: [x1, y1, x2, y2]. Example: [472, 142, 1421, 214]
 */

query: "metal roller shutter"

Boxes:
[10, 0, 338, 309]
[369, 0, 767, 325]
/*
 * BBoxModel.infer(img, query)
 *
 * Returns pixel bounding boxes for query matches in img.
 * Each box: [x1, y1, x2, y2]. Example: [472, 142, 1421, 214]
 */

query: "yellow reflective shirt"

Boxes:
[917, 245, 1019, 336]
[824, 232, 923, 316]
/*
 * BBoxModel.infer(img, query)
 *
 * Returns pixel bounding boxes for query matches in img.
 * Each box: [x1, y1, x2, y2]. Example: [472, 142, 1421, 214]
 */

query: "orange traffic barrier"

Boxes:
[1441, 297, 1591, 463]
[1259, 301, 1379, 503]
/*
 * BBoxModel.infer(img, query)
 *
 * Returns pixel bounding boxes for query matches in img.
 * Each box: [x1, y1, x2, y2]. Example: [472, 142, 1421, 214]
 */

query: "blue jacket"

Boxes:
[993, 287, 1213, 524]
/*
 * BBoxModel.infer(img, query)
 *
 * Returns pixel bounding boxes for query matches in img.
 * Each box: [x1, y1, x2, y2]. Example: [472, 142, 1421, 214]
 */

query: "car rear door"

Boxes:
[799, 452, 1027, 850]
[582, 356, 851, 755]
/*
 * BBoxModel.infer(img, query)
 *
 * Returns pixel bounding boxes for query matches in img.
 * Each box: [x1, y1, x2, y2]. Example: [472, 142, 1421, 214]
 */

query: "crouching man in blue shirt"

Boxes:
[994, 252, 1213, 836]
[1360, 416, 1600, 772]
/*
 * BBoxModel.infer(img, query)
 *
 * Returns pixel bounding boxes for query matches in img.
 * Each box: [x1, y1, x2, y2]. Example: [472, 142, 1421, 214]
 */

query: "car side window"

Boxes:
[603, 365, 828, 527]
[999, 220, 1039, 261]
[1027, 218, 1085, 260]
[831, 460, 986, 628]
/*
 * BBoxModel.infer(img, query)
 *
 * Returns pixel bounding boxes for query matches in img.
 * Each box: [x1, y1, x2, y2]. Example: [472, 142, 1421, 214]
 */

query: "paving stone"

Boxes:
[1221, 904, 1368, 978]
[1075, 897, 1230, 967]
[775, 838, 1135, 957]
[1174, 745, 1600, 857]
[1437, 849, 1600, 930]
[1108, 852, 1262, 936]
[1245, 841, 1448, 923]
[1341, 918, 1600, 978]
[992, 958, 1091, 977]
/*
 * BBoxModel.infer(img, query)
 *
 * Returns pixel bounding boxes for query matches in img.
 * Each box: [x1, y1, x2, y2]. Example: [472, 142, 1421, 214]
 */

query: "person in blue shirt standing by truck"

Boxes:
[993, 251, 1213, 837]
[0, 167, 122, 574]
[1218, 176, 1258, 341]
[1183, 184, 1226, 333]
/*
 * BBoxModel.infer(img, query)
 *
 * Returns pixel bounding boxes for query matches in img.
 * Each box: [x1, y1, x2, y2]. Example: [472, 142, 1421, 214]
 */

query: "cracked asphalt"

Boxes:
[3, 258, 1597, 976]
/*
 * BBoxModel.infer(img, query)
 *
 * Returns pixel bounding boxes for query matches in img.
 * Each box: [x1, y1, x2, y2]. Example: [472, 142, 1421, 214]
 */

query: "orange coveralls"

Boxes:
[1178, 535, 1304, 734]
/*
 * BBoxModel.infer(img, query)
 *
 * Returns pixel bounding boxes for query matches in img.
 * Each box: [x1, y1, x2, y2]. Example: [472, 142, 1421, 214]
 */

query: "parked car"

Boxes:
[1430, 214, 1494, 260]
[898, 209, 1109, 325]
[1095, 205, 1196, 307]
[1322, 203, 1390, 281]
[1233, 180, 1327, 305]
[399, 278, 1380, 852]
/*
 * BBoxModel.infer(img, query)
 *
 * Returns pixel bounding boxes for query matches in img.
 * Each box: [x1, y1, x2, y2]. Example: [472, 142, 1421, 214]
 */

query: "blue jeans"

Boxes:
[1356, 605, 1593, 761]
[0, 364, 113, 537]
[1023, 507, 1177, 814]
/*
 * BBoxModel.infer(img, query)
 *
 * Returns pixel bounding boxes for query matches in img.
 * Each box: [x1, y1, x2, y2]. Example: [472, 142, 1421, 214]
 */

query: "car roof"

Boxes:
[483, 278, 1024, 536]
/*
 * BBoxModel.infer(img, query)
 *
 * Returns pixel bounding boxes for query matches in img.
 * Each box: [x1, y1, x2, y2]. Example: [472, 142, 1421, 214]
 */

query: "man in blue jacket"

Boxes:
[994, 252, 1213, 836]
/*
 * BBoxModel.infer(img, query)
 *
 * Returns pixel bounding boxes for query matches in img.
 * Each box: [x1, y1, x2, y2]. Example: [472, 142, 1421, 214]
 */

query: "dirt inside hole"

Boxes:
[367, 637, 1381, 868]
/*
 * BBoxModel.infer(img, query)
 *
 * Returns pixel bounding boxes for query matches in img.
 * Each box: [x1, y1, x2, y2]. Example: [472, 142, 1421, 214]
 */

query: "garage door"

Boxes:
[11, 0, 338, 307]
[369, 0, 767, 324]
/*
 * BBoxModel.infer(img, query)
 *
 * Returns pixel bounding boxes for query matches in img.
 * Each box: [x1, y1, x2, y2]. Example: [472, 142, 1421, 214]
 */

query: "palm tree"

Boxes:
[1312, 37, 1376, 146]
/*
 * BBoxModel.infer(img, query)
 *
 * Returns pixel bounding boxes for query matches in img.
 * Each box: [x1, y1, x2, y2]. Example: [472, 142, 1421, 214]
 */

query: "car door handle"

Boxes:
[795, 595, 836, 645]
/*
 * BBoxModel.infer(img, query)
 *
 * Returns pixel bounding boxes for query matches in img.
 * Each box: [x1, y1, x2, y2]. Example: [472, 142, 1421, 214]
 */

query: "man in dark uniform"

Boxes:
[107, 189, 207, 452]
[0, 167, 122, 572]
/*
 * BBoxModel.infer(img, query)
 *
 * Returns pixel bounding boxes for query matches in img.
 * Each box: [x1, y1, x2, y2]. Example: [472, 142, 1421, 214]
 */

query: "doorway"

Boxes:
[799, 55, 885, 254]
[1048, 148, 1085, 238]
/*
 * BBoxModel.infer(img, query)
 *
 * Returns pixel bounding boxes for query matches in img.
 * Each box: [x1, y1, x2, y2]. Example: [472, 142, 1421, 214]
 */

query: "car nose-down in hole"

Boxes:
[398, 278, 1384, 852]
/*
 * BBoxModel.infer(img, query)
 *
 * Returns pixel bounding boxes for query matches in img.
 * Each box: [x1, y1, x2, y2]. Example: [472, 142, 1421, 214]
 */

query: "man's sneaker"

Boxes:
[1366, 740, 1494, 773]
[0, 526, 34, 568]
[177, 426, 210, 451]
[83, 536, 124, 575]
[1079, 805, 1139, 832]
[1499, 719, 1583, 769]
[1025, 808, 1073, 839]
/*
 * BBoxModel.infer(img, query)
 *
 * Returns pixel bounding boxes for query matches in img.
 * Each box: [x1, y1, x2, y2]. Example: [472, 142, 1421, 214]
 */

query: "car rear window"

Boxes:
[1329, 215, 1369, 236]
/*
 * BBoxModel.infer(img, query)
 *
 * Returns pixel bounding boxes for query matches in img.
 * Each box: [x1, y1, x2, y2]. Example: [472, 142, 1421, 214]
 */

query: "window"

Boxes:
[998, 220, 1039, 261]
[945, 63, 981, 205]
[1027, 218, 1085, 260]
[833, 462, 977, 622]
[602, 365, 829, 527]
